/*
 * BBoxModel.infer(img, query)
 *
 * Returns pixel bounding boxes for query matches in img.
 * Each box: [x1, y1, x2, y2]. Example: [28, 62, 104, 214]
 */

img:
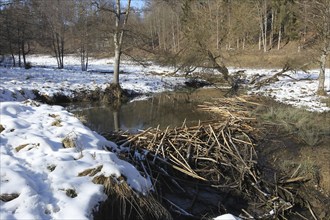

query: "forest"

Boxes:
[0, 0, 329, 69]
[2, 0, 329, 96]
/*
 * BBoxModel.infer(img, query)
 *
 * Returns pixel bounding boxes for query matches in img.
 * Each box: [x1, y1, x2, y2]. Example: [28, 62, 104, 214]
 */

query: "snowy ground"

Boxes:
[243, 68, 330, 112]
[0, 55, 186, 102]
[0, 100, 151, 219]
[1, 55, 329, 111]
[1, 55, 329, 219]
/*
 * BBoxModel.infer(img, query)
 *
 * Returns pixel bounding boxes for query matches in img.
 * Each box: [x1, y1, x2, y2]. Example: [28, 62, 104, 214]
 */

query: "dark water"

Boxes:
[67, 88, 224, 134]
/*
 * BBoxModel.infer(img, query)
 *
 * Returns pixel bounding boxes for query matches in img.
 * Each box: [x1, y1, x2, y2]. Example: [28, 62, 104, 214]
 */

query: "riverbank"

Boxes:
[1, 55, 329, 111]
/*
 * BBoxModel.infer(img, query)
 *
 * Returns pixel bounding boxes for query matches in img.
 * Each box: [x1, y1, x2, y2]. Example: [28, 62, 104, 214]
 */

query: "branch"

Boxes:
[254, 65, 293, 89]
[92, 1, 123, 14]
[121, 51, 150, 68]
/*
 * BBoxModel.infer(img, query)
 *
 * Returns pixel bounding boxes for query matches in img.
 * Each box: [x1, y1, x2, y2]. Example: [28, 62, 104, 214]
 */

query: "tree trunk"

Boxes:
[216, 3, 220, 50]
[176, 16, 180, 51]
[263, 1, 267, 52]
[113, 43, 121, 85]
[317, 52, 327, 96]
[22, 40, 26, 67]
[269, 9, 274, 49]
[243, 36, 246, 50]
[112, 0, 131, 88]
[171, 16, 176, 53]
[60, 36, 64, 69]
[277, 27, 282, 50]
[81, 44, 88, 71]
[113, 111, 120, 132]
[17, 27, 22, 67]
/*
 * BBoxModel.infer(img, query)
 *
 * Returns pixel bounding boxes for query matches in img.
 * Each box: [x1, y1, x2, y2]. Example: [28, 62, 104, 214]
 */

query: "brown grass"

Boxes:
[258, 103, 329, 147]
[78, 165, 103, 177]
[15, 144, 29, 152]
[218, 42, 330, 69]
[92, 175, 172, 220]
[62, 132, 77, 148]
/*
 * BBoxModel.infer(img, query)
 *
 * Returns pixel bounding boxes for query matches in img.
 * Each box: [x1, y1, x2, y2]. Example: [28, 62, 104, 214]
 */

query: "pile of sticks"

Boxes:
[114, 97, 309, 219]
[120, 119, 259, 190]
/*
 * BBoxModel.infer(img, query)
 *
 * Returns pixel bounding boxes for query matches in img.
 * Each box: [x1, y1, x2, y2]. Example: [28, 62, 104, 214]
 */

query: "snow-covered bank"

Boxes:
[0, 100, 152, 219]
[243, 68, 330, 112]
[0, 55, 186, 102]
[1, 55, 329, 111]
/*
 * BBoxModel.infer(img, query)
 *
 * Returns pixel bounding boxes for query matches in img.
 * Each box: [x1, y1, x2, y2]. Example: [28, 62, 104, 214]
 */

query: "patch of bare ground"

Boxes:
[224, 42, 330, 69]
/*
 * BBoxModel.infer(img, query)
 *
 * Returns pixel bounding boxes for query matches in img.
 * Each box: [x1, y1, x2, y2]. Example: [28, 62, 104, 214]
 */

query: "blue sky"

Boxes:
[123, 0, 145, 9]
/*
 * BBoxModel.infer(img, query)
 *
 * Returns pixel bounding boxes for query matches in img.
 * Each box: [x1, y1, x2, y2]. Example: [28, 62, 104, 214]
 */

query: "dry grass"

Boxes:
[321, 96, 330, 108]
[92, 175, 172, 220]
[223, 42, 326, 69]
[0, 193, 19, 202]
[15, 143, 40, 152]
[49, 114, 62, 127]
[78, 165, 103, 177]
[15, 143, 29, 152]
[62, 132, 78, 148]
[281, 159, 319, 185]
[258, 104, 329, 147]
[65, 189, 77, 198]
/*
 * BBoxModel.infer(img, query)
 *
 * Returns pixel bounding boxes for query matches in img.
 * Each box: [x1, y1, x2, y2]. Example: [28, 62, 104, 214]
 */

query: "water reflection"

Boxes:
[69, 88, 224, 134]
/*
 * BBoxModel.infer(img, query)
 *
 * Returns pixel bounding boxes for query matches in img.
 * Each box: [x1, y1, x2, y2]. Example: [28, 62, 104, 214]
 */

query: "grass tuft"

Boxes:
[78, 165, 103, 177]
[258, 104, 329, 147]
[93, 175, 172, 220]
[65, 189, 78, 198]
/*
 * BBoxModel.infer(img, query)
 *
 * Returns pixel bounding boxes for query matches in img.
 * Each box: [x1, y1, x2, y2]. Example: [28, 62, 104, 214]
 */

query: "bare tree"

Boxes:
[74, 0, 95, 71]
[302, 0, 330, 95]
[113, 0, 131, 87]
[94, 0, 132, 96]
[36, 0, 74, 69]
[0, 0, 34, 68]
[179, 0, 230, 80]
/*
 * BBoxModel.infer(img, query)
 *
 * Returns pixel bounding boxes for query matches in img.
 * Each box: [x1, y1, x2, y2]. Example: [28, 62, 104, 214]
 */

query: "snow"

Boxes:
[237, 68, 330, 112]
[0, 100, 152, 219]
[213, 214, 241, 220]
[0, 55, 185, 102]
[1, 55, 329, 219]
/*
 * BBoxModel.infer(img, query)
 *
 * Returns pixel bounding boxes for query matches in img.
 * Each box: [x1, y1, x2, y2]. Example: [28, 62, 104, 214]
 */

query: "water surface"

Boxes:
[68, 88, 224, 134]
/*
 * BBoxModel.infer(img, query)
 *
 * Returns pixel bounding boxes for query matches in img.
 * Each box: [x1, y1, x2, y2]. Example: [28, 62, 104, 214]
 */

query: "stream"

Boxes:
[65, 88, 224, 134]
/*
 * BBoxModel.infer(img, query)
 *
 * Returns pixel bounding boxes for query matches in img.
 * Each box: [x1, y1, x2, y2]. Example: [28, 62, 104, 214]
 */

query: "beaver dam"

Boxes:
[87, 93, 329, 220]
